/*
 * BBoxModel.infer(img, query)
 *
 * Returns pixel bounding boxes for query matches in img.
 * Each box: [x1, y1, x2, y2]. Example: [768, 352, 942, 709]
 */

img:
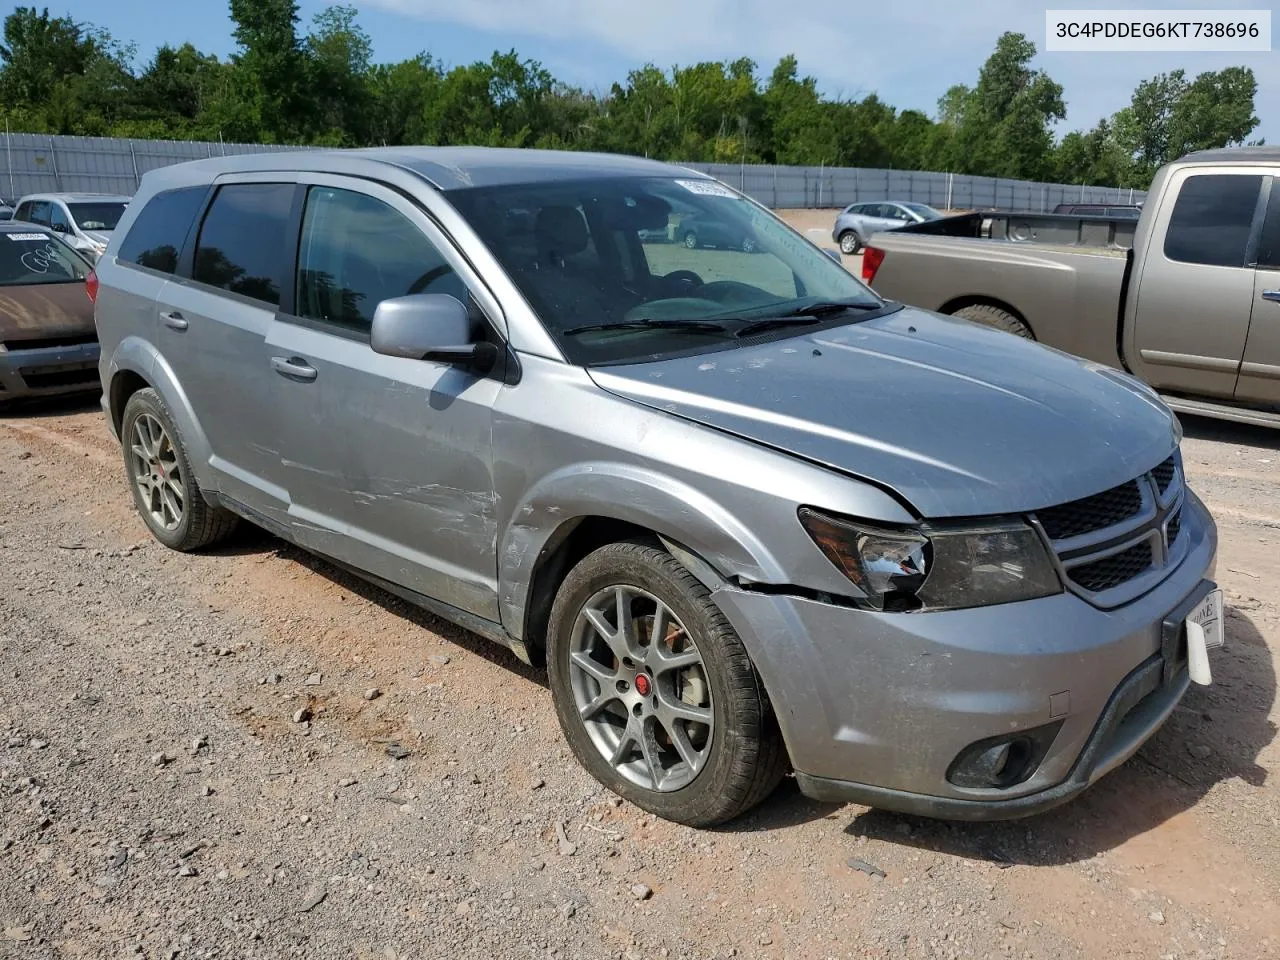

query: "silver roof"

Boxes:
[138, 146, 710, 192]
[16, 192, 133, 202]
[1177, 145, 1280, 164]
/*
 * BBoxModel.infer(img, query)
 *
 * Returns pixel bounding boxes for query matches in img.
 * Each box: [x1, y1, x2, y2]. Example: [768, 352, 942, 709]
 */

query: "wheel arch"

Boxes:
[106, 337, 217, 492]
[500, 465, 785, 665]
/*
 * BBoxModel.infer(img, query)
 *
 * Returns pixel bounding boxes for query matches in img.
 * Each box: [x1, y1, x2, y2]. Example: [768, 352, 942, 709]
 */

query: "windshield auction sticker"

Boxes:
[675, 180, 741, 199]
[5, 233, 50, 242]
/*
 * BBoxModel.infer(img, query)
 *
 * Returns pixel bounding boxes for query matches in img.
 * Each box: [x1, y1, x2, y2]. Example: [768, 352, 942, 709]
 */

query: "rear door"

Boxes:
[1129, 169, 1266, 398]
[1236, 176, 1280, 404]
[154, 175, 299, 524]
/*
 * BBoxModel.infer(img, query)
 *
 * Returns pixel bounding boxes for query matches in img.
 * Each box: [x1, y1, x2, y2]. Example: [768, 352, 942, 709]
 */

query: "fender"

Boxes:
[107, 335, 220, 495]
[497, 460, 787, 641]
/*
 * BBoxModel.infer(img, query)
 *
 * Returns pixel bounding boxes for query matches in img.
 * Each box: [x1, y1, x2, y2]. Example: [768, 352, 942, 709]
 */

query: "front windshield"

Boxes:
[0, 230, 90, 286]
[901, 202, 942, 220]
[68, 202, 126, 231]
[448, 176, 885, 364]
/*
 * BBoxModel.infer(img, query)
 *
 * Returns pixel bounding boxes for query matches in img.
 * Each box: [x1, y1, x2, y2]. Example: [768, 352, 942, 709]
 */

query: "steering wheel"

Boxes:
[407, 264, 454, 295]
[662, 269, 704, 287]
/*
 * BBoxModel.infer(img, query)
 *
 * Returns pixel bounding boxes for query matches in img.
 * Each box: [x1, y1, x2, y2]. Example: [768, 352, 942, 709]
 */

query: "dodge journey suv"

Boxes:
[91, 147, 1222, 826]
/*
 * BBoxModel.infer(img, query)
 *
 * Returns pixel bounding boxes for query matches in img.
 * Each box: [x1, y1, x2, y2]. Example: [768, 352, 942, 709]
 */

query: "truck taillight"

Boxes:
[861, 246, 885, 285]
[85, 270, 98, 304]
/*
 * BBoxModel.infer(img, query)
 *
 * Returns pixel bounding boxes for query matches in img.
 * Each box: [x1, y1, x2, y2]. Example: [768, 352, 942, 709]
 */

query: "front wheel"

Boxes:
[546, 540, 787, 827]
[683, 231, 698, 249]
[740, 236, 757, 254]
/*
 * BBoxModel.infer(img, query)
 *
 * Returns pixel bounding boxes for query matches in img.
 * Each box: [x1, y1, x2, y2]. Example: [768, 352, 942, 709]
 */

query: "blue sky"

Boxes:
[50, 0, 1277, 143]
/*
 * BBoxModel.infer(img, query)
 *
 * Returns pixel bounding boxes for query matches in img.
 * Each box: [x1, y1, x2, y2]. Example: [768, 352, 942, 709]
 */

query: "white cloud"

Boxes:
[366, 0, 1275, 139]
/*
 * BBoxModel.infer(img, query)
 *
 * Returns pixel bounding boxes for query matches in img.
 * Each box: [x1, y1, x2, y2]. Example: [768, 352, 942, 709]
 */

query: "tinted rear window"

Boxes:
[118, 186, 207, 275]
[1164, 174, 1263, 267]
[193, 183, 295, 306]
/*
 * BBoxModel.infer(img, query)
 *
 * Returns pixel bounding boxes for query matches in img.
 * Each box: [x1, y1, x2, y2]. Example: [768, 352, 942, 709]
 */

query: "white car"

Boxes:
[12, 192, 131, 261]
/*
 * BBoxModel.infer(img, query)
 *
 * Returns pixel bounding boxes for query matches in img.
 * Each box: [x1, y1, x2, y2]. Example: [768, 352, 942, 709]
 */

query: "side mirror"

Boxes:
[51, 221, 69, 233]
[370, 294, 497, 371]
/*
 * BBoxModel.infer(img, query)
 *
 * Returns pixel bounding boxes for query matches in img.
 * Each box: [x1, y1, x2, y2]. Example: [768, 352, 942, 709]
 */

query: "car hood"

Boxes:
[81, 230, 112, 246]
[0, 281, 96, 342]
[587, 307, 1178, 518]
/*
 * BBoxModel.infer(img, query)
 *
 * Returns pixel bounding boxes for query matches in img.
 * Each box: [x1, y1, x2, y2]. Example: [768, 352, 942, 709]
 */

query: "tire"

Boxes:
[683, 231, 698, 250]
[740, 236, 757, 254]
[951, 303, 1034, 339]
[546, 540, 787, 827]
[120, 388, 239, 551]
[838, 231, 862, 255]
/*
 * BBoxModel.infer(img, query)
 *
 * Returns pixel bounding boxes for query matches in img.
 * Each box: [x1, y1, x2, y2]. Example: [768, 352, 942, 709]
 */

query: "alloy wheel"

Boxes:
[129, 413, 184, 531]
[568, 584, 714, 792]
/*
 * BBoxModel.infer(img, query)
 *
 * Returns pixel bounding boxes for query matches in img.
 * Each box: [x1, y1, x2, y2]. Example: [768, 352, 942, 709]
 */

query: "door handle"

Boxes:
[1263, 290, 1280, 304]
[160, 310, 188, 331]
[270, 356, 318, 382]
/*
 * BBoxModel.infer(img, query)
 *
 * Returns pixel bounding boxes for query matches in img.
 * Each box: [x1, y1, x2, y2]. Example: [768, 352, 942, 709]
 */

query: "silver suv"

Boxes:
[91, 148, 1221, 826]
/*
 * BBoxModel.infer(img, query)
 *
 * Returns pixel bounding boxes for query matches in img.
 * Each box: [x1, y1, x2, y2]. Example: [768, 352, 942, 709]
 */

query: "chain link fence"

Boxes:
[1, 132, 1146, 211]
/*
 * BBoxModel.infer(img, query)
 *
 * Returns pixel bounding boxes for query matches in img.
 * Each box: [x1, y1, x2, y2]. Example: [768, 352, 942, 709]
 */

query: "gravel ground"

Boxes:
[0, 398, 1277, 960]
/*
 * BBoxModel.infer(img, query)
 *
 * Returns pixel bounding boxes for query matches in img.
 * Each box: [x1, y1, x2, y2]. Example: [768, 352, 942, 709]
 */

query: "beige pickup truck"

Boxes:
[862, 146, 1280, 429]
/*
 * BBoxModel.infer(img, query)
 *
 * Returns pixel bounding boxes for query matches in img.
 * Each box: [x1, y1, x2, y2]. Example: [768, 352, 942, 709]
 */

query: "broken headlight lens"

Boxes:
[798, 508, 1062, 611]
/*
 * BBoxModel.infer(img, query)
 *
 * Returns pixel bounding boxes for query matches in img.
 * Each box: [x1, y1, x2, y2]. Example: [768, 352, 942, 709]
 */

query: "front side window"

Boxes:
[118, 186, 207, 275]
[193, 183, 295, 306]
[1164, 174, 1263, 268]
[48, 204, 71, 233]
[448, 175, 887, 365]
[26, 201, 50, 226]
[295, 186, 466, 333]
[0, 231, 89, 286]
[68, 202, 127, 231]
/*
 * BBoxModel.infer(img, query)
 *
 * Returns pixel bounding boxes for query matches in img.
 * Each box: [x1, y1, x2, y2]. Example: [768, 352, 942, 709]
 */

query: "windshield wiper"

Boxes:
[732, 300, 883, 338]
[562, 318, 729, 336]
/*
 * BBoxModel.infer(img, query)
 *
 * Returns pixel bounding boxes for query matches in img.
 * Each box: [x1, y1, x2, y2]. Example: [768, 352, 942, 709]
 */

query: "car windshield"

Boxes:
[0, 230, 89, 285]
[67, 201, 127, 231]
[448, 176, 885, 364]
[901, 203, 943, 220]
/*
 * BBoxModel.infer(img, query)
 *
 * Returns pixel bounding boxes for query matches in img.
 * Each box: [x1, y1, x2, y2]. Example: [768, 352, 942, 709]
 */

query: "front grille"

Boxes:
[1037, 479, 1143, 541]
[19, 366, 99, 389]
[1152, 455, 1176, 495]
[1033, 451, 1187, 603]
[1, 332, 97, 352]
[1070, 541, 1154, 593]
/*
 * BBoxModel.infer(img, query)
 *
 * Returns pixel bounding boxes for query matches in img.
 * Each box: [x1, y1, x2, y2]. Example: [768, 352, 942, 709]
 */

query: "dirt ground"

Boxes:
[2, 311, 1279, 960]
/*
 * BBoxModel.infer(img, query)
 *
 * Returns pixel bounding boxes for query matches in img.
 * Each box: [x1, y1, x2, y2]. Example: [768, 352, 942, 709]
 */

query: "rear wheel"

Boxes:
[120, 388, 239, 551]
[546, 540, 787, 827]
[951, 303, 1034, 339]
[740, 236, 757, 254]
[683, 231, 699, 250]
[838, 231, 862, 255]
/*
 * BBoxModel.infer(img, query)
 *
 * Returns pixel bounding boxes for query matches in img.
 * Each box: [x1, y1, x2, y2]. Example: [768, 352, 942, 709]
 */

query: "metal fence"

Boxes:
[1, 132, 1146, 211]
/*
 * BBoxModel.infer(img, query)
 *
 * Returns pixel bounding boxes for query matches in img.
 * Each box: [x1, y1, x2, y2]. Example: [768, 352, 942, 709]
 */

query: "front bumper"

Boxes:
[0, 341, 101, 400]
[712, 492, 1218, 820]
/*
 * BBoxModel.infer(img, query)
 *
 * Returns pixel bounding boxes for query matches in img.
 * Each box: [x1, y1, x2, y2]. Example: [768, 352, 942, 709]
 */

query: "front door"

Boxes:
[268, 176, 505, 621]
[1129, 170, 1265, 399]
[1236, 175, 1280, 405]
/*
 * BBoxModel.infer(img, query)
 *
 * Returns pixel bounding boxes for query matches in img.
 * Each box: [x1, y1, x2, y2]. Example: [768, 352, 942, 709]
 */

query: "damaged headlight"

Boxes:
[798, 507, 1062, 611]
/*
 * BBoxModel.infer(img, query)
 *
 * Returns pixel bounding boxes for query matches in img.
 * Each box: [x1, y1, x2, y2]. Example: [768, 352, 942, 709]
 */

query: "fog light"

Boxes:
[946, 721, 1064, 789]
